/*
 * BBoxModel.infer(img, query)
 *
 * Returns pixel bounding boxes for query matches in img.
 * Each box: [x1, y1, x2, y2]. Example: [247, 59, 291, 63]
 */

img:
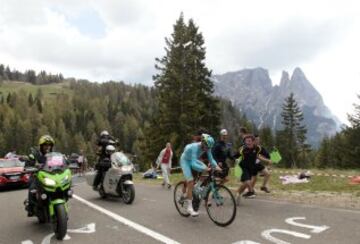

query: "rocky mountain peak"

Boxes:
[214, 67, 341, 146]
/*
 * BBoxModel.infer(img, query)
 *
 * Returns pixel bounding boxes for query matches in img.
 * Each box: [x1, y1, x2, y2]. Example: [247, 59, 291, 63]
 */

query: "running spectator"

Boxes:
[234, 134, 272, 203]
[251, 134, 271, 193]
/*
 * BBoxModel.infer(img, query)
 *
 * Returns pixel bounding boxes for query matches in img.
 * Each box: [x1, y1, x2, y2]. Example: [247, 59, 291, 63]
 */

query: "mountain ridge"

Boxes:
[213, 67, 341, 146]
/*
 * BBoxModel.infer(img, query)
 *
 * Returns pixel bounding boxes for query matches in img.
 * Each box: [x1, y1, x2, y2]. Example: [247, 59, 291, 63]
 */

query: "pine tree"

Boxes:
[280, 93, 310, 168]
[149, 13, 220, 161]
[348, 94, 360, 128]
[259, 127, 274, 150]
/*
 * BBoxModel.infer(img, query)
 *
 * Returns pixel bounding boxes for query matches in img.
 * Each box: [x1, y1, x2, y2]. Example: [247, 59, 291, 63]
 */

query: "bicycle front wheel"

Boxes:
[173, 181, 190, 217]
[205, 185, 236, 227]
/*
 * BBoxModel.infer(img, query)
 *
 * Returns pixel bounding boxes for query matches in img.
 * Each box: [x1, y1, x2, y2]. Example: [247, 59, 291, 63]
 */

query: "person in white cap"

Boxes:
[212, 129, 234, 183]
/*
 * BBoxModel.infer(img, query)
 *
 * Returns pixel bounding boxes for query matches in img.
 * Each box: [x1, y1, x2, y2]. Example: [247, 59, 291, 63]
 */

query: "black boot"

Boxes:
[24, 199, 34, 217]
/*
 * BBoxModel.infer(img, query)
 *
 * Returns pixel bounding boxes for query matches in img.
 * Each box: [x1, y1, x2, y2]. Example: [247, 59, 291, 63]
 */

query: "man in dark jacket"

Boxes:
[212, 129, 234, 182]
[93, 131, 117, 190]
[25, 135, 55, 216]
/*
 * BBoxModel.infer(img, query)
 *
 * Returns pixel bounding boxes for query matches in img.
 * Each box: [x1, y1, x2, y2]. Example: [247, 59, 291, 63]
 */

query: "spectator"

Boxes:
[252, 134, 271, 193]
[5, 149, 17, 159]
[77, 150, 88, 176]
[156, 142, 173, 189]
[212, 129, 234, 183]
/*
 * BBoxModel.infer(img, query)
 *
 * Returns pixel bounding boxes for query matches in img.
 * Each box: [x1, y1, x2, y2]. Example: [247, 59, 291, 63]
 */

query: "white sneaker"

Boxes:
[186, 200, 199, 217]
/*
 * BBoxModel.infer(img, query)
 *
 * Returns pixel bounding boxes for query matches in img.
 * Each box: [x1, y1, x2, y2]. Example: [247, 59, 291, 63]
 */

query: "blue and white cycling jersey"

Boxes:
[180, 142, 217, 181]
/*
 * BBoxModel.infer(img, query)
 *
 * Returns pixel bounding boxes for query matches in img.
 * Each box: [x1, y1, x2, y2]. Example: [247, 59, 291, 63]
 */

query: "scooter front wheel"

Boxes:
[122, 184, 135, 204]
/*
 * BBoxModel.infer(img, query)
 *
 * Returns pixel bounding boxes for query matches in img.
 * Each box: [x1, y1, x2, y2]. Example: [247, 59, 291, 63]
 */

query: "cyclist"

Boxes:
[180, 134, 221, 217]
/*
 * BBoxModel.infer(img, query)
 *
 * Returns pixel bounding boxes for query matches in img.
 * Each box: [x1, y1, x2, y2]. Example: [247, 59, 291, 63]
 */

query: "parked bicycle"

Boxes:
[173, 168, 236, 227]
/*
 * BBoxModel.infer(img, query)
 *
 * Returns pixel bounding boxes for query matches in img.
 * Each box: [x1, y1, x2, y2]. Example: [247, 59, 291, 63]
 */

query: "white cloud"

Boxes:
[0, 0, 359, 122]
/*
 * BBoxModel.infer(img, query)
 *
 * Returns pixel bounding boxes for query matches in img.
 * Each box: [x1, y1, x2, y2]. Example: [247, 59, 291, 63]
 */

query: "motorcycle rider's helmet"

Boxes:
[201, 134, 215, 149]
[100, 130, 110, 137]
[105, 145, 116, 155]
[39, 135, 55, 146]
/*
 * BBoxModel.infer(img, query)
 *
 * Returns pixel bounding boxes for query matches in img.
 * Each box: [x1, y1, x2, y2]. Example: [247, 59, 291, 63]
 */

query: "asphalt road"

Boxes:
[0, 176, 359, 244]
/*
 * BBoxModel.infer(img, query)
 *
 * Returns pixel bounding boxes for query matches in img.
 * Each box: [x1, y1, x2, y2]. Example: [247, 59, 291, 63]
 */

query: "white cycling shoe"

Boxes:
[186, 200, 199, 217]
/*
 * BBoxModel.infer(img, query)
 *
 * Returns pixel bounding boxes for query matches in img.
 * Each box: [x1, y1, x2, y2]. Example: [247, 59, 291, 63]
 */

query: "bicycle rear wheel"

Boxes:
[205, 185, 236, 227]
[173, 181, 190, 217]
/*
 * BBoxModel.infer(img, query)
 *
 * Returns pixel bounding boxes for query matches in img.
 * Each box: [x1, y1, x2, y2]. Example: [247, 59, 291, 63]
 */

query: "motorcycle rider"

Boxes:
[93, 140, 116, 190]
[25, 135, 55, 216]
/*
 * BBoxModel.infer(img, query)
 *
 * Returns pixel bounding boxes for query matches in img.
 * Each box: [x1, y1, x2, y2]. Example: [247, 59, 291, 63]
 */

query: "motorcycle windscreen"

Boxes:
[43, 152, 66, 172]
[111, 152, 131, 167]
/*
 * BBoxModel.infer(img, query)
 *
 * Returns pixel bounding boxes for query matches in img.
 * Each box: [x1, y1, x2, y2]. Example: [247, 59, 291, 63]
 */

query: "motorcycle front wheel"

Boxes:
[53, 204, 68, 240]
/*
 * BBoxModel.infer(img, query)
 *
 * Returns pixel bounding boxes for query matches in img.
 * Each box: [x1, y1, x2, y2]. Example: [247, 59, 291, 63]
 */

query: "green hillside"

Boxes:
[0, 80, 73, 98]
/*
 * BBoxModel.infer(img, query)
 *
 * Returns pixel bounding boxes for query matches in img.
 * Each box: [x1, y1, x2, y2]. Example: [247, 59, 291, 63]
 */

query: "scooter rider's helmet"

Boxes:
[201, 134, 215, 149]
[105, 145, 116, 155]
[100, 130, 110, 137]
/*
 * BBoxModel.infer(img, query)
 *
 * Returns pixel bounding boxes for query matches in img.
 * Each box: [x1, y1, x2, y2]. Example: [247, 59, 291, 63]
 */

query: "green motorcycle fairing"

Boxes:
[36, 169, 72, 217]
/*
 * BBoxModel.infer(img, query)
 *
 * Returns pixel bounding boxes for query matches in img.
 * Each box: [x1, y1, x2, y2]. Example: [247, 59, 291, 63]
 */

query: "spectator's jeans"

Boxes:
[161, 163, 171, 185]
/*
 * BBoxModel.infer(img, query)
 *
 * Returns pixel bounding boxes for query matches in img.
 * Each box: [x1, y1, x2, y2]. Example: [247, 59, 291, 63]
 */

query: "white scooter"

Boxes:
[85, 151, 135, 204]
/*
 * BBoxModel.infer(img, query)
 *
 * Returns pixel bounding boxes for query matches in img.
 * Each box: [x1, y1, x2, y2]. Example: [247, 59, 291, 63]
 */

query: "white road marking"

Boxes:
[232, 241, 261, 244]
[285, 217, 329, 233]
[21, 241, 34, 244]
[142, 198, 157, 202]
[261, 229, 311, 244]
[73, 194, 180, 244]
[40, 223, 96, 244]
[41, 233, 53, 244]
[68, 223, 96, 234]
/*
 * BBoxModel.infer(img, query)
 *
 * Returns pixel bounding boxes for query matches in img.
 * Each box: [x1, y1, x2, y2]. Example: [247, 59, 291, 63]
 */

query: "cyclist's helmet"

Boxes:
[105, 145, 116, 155]
[201, 134, 215, 149]
[38, 135, 55, 146]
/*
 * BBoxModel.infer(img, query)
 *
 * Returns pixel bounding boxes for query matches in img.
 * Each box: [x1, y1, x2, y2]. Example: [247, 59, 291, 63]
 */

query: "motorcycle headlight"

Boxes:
[44, 178, 56, 186]
[121, 165, 133, 172]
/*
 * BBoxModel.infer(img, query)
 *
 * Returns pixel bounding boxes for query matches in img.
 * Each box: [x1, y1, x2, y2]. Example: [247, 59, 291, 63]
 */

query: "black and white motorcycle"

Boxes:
[86, 150, 135, 204]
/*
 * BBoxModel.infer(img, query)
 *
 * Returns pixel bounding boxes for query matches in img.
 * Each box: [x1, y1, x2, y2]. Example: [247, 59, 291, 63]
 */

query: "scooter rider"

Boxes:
[25, 135, 55, 216]
[96, 130, 117, 159]
[93, 144, 116, 190]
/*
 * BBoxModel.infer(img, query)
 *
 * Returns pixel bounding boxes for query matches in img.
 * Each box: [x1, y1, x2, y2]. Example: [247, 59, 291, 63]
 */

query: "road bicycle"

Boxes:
[173, 168, 236, 227]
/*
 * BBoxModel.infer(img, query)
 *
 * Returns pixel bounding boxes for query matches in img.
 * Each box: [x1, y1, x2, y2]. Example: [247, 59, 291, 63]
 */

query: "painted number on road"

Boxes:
[21, 223, 96, 244]
[233, 216, 330, 244]
[285, 217, 329, 233]
[261, 229, 310, 244]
